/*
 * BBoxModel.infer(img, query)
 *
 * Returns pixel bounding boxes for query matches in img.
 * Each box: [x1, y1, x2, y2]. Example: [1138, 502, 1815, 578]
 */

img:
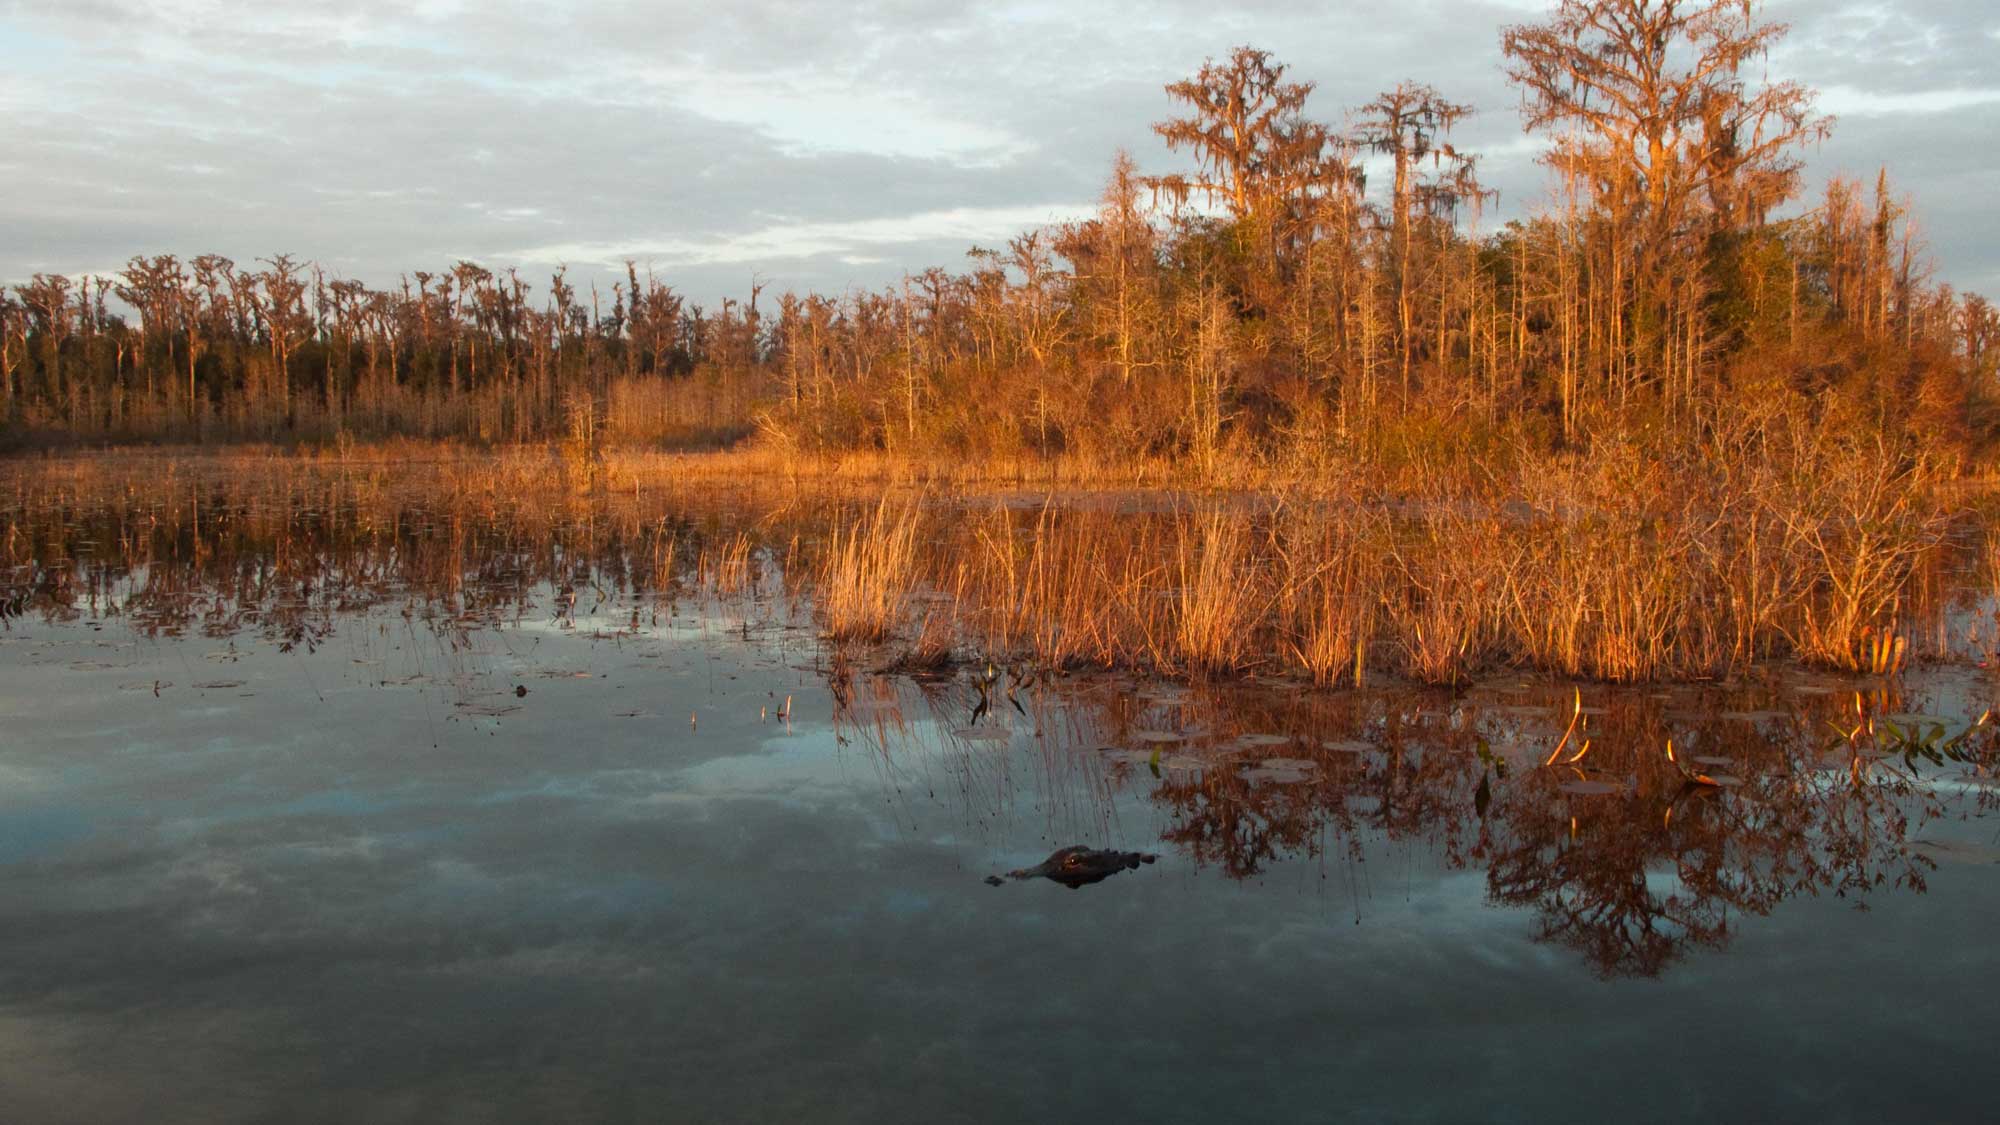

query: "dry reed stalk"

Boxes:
[1383, 505, 1495, 685]
[699, 531, 755, 598]
[817, 498, 922, 642]
[1171, 509, 1264, 673]
[1272, 506, 1378, 686]
[1785, 455, 1949, 670]
[9, 440, 1983, 684]
[900, 596, 960, 670]
[648, 523, 681, 590]
[959, 505, 1138, 668]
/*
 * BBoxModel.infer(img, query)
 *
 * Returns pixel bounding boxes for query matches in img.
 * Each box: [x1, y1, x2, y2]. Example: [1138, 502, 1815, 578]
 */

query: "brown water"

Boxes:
[1, 460, 1997, 1123]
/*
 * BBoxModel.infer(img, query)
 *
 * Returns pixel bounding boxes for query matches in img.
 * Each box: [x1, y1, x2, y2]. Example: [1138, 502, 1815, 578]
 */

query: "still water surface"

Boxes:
[1, 465, 1996, 1122]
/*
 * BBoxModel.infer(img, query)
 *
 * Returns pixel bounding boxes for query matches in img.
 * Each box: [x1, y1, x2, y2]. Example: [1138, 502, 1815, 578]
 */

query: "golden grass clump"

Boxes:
[817, 498, 922, 643]
[1378, 503, 1498, 686]
[700, 530, 757, 598]
[1784, 452, 1948, 672]
[0, 433, 1976, 686]
[1271, 504, 1380, 687]
[1169, 509, 1264, 674]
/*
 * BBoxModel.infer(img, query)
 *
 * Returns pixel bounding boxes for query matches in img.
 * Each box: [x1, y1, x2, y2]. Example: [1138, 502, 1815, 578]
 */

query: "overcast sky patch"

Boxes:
[1, 0, 1994, 305]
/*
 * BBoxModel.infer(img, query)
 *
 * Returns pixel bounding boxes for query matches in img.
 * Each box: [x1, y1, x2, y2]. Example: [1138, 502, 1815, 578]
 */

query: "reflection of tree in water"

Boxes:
[1101, 685, 1995, 977]
[1485, 692, 1993, 976]
[1147, 693, 1482, 879]
[0, 469, 799, 647]
[1484, 767, 1739, 977]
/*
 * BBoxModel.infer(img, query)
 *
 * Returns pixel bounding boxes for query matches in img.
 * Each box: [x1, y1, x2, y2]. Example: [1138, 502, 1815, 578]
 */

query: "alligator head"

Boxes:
[985, 845, 1158, 888]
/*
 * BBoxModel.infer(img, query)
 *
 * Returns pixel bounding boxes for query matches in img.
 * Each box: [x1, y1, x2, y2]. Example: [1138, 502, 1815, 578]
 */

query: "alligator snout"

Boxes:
[985, 845, 1158, 888]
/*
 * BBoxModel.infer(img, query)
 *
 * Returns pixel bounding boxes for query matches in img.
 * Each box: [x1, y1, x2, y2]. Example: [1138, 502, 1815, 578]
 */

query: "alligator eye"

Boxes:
[1062, 854, 1083, 868]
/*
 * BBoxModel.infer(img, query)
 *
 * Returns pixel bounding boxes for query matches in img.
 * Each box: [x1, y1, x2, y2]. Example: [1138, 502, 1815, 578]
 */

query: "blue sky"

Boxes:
[2, 0, 1996, 307]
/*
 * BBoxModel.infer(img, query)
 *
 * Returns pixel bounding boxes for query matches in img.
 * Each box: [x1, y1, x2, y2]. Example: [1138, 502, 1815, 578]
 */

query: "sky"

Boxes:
[2, 0, 1997, 309]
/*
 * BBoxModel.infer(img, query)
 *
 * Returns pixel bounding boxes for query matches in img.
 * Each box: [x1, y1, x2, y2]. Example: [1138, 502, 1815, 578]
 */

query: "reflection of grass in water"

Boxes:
[0, 448, 1984, 687]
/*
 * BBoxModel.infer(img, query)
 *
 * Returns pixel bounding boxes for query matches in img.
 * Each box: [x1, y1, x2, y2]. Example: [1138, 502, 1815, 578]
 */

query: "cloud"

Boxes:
[501, 203, 1091, 270]
[1817, 84, 2000, 117]
[0, 0, 1995, 303]
[662, 74, 1032, 163]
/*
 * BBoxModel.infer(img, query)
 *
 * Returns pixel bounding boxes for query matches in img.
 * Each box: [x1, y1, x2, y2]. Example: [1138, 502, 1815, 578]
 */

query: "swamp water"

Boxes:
[1, 461, 1997, 1123]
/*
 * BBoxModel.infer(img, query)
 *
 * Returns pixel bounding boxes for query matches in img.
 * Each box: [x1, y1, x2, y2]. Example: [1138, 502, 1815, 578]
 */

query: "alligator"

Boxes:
[984, 845, 1158, 888]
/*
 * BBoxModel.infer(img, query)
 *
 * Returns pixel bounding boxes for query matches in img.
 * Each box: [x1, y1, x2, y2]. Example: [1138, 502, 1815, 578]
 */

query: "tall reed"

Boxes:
[817, 498, 922, 643]
[1271, 504, 1379, 687]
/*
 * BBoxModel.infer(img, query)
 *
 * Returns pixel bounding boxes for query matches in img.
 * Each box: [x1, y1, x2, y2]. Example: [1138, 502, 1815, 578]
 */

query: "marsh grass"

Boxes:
[3, 437, 1979, 685]
[817, 498, 921, 643]
[1170, 510, 1264, 673]
[1271, 507, 1379, 687]
[1381, 505, 1497, 685]
[1784, 455, 1947, 672]
[801, 435, 1969, 684]
[700, 530, 757, 599]
[968, 503, 1131, 667]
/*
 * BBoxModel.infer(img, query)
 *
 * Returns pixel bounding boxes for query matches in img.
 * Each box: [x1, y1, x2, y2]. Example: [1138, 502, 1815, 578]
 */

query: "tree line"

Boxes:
[4, 0, 1996, 466]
